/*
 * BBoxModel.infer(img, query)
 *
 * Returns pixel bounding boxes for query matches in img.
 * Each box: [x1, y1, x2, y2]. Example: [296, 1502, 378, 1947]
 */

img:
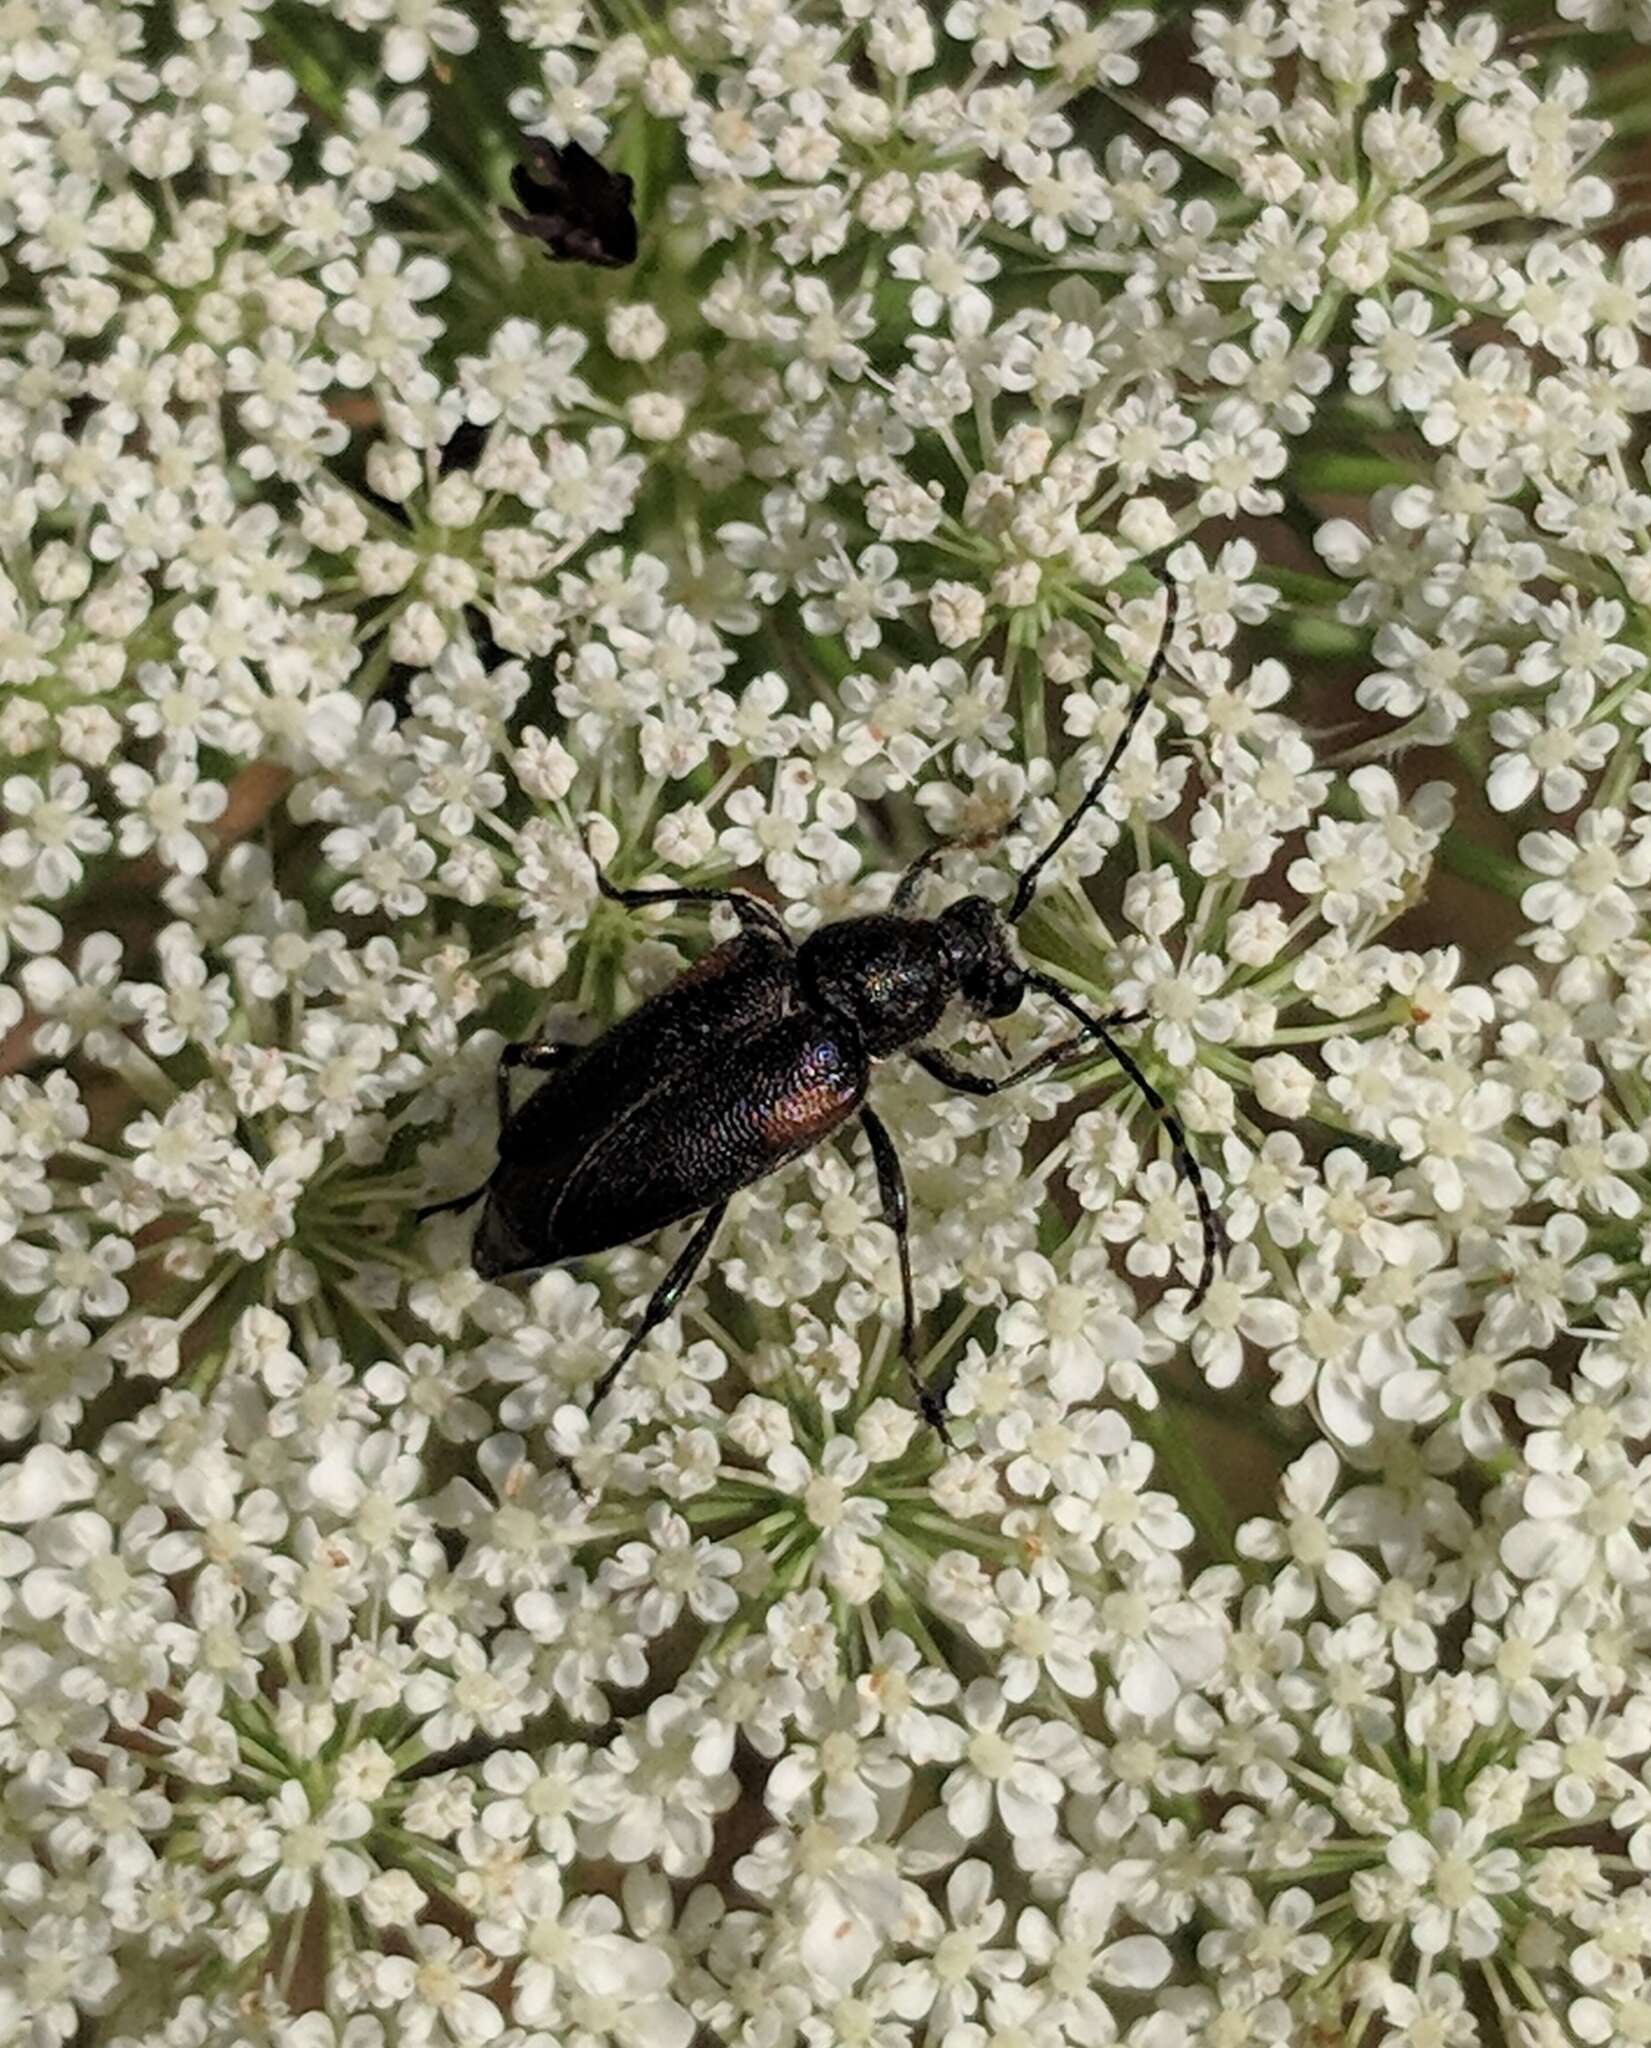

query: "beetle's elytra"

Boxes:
[421, 598, 1223, 1436]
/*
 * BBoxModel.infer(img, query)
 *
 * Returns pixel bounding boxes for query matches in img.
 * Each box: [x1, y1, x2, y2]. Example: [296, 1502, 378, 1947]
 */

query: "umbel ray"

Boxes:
[420, 592, 1224, 1438]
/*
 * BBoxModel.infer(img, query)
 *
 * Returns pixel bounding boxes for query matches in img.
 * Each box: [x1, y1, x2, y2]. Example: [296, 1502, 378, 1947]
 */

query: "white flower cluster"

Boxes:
[5, 1, 1651, 2044]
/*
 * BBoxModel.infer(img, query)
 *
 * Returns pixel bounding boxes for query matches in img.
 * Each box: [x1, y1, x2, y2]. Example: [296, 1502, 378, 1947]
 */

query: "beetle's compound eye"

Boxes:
[939, 896, 1025, 1019]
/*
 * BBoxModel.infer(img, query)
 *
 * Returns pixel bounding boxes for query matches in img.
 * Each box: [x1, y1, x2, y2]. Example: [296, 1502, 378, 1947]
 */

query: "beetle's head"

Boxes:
[937, 895, 1025, 1019]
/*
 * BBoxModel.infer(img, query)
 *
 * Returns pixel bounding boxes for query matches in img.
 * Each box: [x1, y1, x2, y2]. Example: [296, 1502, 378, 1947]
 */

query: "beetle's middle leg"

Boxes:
[587, 1199, 730, 1413]
[859, 1107, 952, 1447]
[591, 864, 792, 947]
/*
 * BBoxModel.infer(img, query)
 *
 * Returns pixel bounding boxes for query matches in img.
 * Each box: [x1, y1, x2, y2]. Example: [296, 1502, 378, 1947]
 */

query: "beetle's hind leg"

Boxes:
[419, 1040, 577, 1224]
[860, 1108, 953, 1447]
[415, 1182, 491, 1223]
[498, 1038, 578, 1127]
[587, 1199, 730, 1414]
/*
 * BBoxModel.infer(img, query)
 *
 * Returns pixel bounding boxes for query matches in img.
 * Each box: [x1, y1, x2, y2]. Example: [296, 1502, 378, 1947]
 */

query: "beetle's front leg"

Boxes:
[912, 1010, 1146, 1098]
[892, 843, 949, 914]
[587, 1199, 730, 1413]
[911, 1036, 1078, 1097]
[859, 1107, 952, 1447]
[892, 814, 1023, 914]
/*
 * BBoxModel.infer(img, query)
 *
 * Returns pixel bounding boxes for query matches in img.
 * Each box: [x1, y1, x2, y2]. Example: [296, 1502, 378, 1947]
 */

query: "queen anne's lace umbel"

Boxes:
[5, 2, 1651, 2044]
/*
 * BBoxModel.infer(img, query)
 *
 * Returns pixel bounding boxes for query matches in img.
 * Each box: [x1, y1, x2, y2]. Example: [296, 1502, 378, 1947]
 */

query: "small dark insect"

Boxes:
[420, 600, 1223, 1436]
[501, 135, 637, 268]
[437, 418, 489, 476]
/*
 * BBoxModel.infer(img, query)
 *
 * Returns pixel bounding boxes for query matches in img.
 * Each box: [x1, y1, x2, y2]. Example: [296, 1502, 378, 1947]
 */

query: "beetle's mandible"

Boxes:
[419, 595, 1223, 1436]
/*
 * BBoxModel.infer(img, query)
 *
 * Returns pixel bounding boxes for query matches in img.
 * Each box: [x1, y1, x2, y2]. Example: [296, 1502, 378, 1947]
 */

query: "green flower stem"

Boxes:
[1132, 1398, 1241, 1564]
[1163, 1373, 1305, 1458]
[1436, 826, 1531, 902]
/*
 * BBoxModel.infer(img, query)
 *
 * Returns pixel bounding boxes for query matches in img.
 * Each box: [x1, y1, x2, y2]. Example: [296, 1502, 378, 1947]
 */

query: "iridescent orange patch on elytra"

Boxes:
[759, 1080, 852, 1148]
[676, 939, 746, 989]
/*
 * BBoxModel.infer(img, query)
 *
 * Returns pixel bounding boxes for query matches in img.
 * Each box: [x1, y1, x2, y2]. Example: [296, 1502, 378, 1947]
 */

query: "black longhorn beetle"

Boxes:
[419, 596, 1223, 1437]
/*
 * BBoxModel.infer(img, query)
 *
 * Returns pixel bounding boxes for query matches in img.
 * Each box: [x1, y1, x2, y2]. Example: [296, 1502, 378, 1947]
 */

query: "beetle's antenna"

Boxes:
[1025, 969, 1225, 1307]
[1008, 585, 1178, 924]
